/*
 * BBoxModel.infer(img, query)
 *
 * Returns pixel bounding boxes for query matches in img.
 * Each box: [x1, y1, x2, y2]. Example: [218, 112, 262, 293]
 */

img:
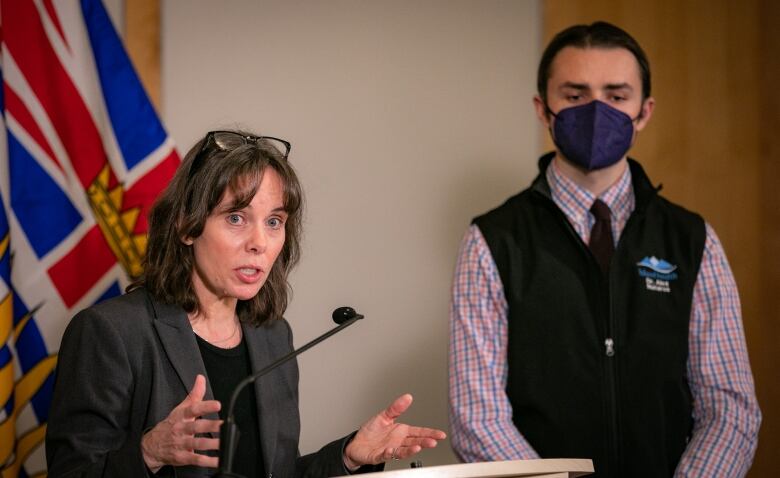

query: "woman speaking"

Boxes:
[45, 130, 445, 477]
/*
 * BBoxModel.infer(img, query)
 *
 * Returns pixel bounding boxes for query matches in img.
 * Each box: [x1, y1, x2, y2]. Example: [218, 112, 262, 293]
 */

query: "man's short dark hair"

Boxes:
[537, 21, 651, 103]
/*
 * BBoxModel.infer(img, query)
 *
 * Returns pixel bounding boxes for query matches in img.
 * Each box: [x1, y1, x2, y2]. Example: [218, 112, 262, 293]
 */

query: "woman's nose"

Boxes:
[246, 224, 267, 254]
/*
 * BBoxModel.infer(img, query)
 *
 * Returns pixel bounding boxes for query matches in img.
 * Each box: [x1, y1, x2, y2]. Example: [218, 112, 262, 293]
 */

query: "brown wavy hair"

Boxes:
[128, 130, 304, 326]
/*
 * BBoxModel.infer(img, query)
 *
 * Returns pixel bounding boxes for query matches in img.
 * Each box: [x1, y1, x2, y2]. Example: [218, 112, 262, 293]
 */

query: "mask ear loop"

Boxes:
[627, 100, 649, 149]
[542, 101, 557, 136]
[543, 103, 563, 146]
[544, 102, 558, 119]
[632, 98, 649, 123]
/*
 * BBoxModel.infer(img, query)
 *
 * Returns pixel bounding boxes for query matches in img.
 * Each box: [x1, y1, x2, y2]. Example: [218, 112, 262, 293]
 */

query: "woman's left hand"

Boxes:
[343, 394, 446, 469]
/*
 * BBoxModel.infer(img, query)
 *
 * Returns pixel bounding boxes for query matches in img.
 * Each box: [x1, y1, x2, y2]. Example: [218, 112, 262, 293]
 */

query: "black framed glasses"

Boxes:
[189, 130, 291, 177]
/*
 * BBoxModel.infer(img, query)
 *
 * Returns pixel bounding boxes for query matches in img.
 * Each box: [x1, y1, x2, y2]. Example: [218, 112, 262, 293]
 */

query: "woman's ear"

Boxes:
[178, 220, 193, 245]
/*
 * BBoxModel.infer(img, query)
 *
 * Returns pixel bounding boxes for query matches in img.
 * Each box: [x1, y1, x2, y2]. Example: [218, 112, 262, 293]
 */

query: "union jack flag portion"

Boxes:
[0, 0, 178, 475]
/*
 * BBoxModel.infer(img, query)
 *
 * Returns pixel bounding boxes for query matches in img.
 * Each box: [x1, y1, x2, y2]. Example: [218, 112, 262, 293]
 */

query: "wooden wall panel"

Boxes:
[543, 1, 777, 475]
[758, 0, 780, 474]
[125, 0, 160, 112]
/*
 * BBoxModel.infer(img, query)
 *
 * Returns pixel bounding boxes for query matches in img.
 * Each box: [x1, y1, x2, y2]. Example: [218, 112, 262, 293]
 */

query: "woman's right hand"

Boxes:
[141, 374, 223, 472]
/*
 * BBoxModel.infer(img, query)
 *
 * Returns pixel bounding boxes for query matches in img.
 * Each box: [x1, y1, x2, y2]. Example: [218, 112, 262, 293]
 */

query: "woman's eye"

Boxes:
[267, 217, 284, 229]
[227, 214, 244, 225]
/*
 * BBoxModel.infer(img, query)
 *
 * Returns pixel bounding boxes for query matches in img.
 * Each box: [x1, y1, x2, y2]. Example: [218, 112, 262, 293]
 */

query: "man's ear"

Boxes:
[635, 96, 655, 132]
[533, 95, 552, 129]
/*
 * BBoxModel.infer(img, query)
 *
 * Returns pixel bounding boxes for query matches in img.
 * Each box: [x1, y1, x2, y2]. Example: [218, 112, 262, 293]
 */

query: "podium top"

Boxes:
[340, 459, 594, 478]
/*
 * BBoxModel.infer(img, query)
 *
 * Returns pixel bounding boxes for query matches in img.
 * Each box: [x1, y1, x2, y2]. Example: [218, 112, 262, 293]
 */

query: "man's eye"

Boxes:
[611, 96, 626, 102]
[567, 95, 581, 101]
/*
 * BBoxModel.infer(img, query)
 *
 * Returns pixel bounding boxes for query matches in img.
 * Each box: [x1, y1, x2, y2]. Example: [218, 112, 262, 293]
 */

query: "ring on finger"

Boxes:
[391, 448, 399, 461]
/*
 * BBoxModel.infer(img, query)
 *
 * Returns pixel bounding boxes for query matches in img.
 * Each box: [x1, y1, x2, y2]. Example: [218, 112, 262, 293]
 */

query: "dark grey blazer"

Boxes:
[46, 288, 368, 478]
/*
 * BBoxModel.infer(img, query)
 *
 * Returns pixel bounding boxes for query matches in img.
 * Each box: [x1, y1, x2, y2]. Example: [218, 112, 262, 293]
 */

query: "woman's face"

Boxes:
[187, 169, 288, 309]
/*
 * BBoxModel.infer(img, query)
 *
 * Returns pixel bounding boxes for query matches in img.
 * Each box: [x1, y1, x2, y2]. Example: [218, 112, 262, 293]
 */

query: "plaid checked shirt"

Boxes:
[448, 158, 761, 476]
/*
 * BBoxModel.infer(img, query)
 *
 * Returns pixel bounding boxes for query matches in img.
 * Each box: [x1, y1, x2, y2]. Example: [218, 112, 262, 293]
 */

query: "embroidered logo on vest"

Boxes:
[637, 256, 678, 293]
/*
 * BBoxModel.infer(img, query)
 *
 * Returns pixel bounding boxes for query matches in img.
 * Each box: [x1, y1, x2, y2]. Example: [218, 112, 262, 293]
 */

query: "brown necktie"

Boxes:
[589, 199, 614, 275]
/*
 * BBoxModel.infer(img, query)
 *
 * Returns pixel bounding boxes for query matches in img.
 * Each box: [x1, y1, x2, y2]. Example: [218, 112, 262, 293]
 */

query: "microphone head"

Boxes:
[332, 306, 358, 324]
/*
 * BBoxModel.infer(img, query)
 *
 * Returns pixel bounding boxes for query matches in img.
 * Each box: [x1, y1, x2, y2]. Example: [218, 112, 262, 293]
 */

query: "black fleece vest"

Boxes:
[473, 155, 706, 478]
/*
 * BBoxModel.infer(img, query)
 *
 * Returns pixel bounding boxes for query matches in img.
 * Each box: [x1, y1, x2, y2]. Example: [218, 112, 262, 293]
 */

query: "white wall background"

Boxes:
[161, 0, 541, 468]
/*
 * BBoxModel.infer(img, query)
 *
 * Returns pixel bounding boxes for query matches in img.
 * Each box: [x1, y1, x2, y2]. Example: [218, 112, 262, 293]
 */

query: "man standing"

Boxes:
[448, 22, 761, 477]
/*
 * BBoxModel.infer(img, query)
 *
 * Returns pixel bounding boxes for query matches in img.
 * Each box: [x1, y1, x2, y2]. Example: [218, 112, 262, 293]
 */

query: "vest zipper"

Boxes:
[539, 193, 622, 476]
[605, 269, 620, 477]
[605, 212, 639, 477]
[604, 338, 615, 356]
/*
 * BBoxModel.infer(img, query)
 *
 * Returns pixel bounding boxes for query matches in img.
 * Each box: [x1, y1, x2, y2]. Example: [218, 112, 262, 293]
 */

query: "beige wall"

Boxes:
[161, 0, 541, 467]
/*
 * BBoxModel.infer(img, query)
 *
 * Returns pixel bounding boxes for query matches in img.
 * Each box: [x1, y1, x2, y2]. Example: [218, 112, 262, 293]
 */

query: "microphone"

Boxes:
[214, 307, 364, 478]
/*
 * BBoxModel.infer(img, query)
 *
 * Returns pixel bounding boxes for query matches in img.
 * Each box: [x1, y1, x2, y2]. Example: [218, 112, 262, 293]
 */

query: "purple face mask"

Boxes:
[549, 100, 636, 170]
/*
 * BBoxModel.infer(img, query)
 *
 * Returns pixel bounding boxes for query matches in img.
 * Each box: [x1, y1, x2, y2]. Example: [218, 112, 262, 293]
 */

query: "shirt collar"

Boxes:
[546, 158, 635, 225]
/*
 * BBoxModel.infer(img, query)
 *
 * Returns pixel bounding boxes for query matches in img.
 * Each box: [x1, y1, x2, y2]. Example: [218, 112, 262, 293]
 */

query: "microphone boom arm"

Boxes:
[226, 314, 363, 415]
[217, 312, 363, 477]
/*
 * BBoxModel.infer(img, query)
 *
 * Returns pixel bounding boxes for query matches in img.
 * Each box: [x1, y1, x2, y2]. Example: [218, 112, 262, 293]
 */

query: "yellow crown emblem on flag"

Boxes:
[87, 164, 147, 278]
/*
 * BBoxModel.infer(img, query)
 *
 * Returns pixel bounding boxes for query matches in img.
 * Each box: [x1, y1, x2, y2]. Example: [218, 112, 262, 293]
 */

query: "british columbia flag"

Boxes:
[0, 0, 178, 475]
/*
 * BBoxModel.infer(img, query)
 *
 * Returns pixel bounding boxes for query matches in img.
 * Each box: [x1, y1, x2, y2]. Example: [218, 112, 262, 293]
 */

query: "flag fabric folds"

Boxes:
[0, 0, 178, 475]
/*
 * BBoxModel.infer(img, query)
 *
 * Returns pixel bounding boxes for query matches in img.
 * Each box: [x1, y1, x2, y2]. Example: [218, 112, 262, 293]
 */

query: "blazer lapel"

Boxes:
[244, 323, 278, 475]
[150, 296, 219, 421]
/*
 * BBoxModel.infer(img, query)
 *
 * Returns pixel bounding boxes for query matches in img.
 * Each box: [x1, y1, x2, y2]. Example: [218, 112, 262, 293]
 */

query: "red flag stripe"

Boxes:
[2, 0, 109, 190]
[47, 225, 116, 308]
[43, 0, 69, 51]
[4, 83, 63, 172]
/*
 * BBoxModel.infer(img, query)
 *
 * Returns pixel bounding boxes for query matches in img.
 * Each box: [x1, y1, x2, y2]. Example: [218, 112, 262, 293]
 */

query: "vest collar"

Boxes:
[531, 152, 660, 213]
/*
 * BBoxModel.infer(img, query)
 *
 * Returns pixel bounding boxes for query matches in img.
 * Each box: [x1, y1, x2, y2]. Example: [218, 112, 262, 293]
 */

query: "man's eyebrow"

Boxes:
[605, 83, 633, 91]
[559, 82, 590, 91]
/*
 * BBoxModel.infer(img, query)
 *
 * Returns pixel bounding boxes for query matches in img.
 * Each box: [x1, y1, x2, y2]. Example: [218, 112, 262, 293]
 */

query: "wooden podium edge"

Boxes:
[340, 458, 594, 477]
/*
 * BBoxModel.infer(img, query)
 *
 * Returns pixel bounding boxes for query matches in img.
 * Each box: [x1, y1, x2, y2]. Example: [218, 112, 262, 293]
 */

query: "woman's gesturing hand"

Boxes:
[344, 393, 447, 469]
[141, 374, 223, 472]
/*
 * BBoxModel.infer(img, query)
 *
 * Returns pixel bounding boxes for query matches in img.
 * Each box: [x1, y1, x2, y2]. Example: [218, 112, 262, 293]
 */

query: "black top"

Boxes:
[196, 334, 264, 478]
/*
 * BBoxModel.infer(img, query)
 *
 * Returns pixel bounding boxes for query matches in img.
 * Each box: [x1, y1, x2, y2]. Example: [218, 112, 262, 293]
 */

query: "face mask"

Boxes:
[548, 100, 638, 171]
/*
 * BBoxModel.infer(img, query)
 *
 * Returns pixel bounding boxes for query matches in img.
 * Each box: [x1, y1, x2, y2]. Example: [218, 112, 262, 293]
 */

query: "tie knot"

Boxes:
[590, 199, 611, 222]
